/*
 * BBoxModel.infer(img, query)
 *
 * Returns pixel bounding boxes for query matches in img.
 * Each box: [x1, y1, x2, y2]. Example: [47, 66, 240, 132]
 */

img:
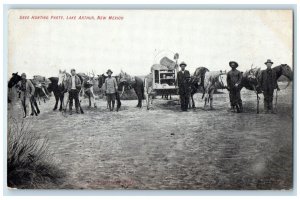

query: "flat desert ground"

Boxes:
[7, 82, 293, 189]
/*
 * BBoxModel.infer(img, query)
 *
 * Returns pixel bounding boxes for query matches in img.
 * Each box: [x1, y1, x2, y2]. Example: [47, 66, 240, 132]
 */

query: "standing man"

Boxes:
[17, 73, 35, 118]
[177, 62, 191, 111]
[67, 69, 81, 115]
[227, 61, 243, 113]
[104, 69, 118, 111]
[260, 59, 279, 114]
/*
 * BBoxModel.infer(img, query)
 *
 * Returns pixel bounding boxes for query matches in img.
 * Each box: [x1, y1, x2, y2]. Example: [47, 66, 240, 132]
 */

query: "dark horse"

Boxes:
[240, 64, 293, 113]
[47, 70, 84, 113]
[97, 74, 121, 111]
[118, 71, 144, 108]
[8, 72, 41, 116]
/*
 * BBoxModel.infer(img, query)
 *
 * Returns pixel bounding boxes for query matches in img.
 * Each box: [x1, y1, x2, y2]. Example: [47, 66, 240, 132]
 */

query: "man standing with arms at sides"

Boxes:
[227, 61, 243, 113]
[17, 73, 35, 118]
[260, 59, 280, 114]
[104, 69, 118, 111]
[67, 69, 82, 115]
[177, 62, 191, 112]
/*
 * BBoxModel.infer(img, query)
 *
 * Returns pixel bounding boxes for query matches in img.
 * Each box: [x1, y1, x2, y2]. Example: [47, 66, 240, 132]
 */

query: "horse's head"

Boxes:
[97, 74, 107, 88]
[279, 64, 293, 81]
[118, 71, 133, 90]
[8, 72, 22, 88]
[57, 70, 69, 86]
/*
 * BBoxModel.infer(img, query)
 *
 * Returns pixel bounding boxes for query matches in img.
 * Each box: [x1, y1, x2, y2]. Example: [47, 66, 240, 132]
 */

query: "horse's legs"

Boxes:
[59, 95, 64, 111]
[191, 93, 195, 108]
[209, 90, 214, 110]
[53, 94, 59, 110]
[32, 97, 40, 114]
[90, 88, 97, 108]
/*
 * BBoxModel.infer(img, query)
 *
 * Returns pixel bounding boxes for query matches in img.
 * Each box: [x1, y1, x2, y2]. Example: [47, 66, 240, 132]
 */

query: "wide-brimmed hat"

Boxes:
[21, 73, 26, 77]
[106, 69, 113, 74]
[264, 59, 274, 65]
[179, 62, 187, 67]
[229, 61, 239, 68]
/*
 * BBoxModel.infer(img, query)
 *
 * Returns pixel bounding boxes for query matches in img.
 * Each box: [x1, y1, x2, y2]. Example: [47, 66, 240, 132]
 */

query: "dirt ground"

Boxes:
[7, 82, 293, 189]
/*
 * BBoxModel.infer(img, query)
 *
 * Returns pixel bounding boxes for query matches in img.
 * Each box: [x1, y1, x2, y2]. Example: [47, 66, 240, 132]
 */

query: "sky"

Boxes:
[8, 9, 293, 78]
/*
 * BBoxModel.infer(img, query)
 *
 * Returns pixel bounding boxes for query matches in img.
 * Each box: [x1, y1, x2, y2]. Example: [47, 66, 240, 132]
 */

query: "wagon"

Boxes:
[151, 55, 179, 96]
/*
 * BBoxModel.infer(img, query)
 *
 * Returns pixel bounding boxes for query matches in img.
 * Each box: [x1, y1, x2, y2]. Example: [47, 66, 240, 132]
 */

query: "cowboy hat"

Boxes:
[264, 59, 274, 65]
[179, 62, 187, 67]
[229, 61, 239, 68]
[106, 69, 113, 74]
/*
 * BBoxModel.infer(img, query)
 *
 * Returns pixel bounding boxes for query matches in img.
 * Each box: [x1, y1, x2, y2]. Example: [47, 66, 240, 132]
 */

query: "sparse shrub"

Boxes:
[7, 118, 65, 189]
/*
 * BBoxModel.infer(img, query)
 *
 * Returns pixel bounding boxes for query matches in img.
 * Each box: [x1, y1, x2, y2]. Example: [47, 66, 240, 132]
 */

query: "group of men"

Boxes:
[18, 68, 119, 117]
[177, 59, 280, 114]
[17, 59, 280, 117]
[66, 68, 119, 114]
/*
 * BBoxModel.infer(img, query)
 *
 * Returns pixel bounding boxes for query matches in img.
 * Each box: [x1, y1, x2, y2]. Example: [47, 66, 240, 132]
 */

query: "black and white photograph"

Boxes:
[6, 9, 294, 190]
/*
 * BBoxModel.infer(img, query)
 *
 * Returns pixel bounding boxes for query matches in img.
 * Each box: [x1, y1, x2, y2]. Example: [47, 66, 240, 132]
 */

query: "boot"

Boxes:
[76, 107, 80, 114]
[69, 108, 73, 115]
[108, 101, 112, 111]
[264, 102, 269, 114]
[238, 102, 243, 113]
[112, 101, 115, 111]
[270, 103, 276, 114]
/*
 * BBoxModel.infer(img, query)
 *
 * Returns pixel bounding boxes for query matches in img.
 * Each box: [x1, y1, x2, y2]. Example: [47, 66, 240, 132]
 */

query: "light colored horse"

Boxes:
[143, 73, 155, 110]
[202, 71, 227, 110]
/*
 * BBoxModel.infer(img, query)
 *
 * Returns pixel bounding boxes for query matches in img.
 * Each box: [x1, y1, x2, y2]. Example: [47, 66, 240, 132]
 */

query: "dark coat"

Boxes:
[177, 70, 191, 95]
[227, 69, 242, 90]
[260, 68, 278, 91]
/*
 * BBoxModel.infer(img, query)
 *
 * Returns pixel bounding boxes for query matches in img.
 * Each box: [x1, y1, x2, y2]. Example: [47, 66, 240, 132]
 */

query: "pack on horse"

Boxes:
[190, 67, 227, 109]
[240, 64, 293, 113]
[8, 72, 41, 116]
[97, 74, 121, 111]
[118, 71, 144, 108]
[32, 75, 51, 104]
[77, 72, 97, 108]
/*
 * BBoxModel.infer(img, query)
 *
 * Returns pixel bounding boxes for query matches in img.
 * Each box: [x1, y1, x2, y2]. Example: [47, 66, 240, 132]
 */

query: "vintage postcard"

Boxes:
[7, 9, 293, 189]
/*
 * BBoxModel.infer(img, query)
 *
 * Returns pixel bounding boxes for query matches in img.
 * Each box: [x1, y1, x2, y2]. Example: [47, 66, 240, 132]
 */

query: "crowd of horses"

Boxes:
[8, 63, 292, 116]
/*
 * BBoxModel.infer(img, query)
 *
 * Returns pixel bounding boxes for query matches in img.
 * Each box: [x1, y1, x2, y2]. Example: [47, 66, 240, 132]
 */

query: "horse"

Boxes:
[241, 64, 293, 113]
[190, 67, 210, 108]
[77, 73, 97, 108]
[8, 72, 41, 116]
[118, 71, 144, 108]
[97, 74, 121, 111]
[190, 67, 227, 110]
[47, 70, 68, 111]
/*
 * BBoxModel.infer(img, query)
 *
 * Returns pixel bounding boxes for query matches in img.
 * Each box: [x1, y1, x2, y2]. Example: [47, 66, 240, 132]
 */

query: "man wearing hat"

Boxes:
[177, 62, 191, 111]
[66, 68, 82, 115]
[104, 69, 118, 111]
[227, 61, 243, 113]
[260, 59, 279, 114]
[16, 73, 35, 118]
